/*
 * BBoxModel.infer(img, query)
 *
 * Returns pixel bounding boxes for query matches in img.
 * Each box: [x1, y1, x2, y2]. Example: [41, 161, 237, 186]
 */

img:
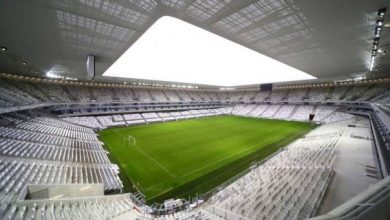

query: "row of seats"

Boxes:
[3, 193, 134, 220]
[30, 117, 94, 133]
[62, 104, 355, 132]
[0, 107, 382, 219]
[63, 117, 106, 130]
[204, 122, 345, 219]
[0, 78, 389, 109]
[230, 104, 354, 123]
[0, 111, 125, 219]
[64, 109, 224, 129]
[16, 122, 97, 141]
[0, 127, 102, 150]
[0, 138, 110, 164]
[141, 208, 225, 220]
[0, 157, 121, 194]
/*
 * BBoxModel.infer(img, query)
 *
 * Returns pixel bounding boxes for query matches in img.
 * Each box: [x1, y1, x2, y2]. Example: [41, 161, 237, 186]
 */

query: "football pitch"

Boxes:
[98, 115, 314, 203]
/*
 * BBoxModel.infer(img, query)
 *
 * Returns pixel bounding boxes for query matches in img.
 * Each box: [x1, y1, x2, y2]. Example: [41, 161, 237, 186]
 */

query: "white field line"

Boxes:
[179, 128, 299, 179]
[144, 182, 164, 191]
[133, 125, 308, 195]
[133, 145, 177, 179]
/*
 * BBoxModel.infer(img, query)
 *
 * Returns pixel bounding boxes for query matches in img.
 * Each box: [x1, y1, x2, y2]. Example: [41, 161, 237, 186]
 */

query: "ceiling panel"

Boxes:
[0, 0, 388, 84]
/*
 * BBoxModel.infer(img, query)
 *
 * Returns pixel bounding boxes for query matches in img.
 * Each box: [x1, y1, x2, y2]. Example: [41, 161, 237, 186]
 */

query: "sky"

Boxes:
[103, 16, 315, 86]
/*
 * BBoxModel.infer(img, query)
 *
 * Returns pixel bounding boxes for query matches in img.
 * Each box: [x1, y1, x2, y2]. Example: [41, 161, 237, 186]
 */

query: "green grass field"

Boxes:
[99, 115, 314, 203]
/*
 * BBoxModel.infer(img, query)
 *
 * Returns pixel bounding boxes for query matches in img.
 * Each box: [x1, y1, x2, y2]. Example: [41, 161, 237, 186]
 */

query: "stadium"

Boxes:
[0, 0, 389, 220]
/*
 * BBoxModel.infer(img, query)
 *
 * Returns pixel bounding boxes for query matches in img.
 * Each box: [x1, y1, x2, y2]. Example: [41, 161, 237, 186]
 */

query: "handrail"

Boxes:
[0, 99, 373, 115]
[309, 176, 390, 220]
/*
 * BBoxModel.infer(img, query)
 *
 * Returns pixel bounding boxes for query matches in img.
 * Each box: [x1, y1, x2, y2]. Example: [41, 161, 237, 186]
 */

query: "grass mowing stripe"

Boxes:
[99, 116, 315, 203]
[179, 127, 296, 179]
[147, 127, 311, 203]
[133, 144, 177, 179]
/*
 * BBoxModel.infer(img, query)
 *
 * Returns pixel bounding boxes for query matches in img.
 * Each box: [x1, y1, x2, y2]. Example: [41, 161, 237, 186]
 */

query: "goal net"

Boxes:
[122, 135, 137, 146]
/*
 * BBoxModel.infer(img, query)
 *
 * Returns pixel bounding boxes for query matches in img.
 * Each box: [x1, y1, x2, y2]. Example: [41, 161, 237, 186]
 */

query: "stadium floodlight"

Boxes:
[103, 16, 315, 86]
[370, 56, 375, 71]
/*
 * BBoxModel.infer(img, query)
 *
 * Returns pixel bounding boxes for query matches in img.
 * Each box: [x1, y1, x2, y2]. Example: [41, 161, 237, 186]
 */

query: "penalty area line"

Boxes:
[133, 145, 178, 179]
[179, 128, 296, 179]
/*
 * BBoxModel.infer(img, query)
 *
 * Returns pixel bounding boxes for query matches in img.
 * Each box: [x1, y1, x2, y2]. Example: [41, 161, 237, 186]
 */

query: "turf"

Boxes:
[98, 115, 314, 203]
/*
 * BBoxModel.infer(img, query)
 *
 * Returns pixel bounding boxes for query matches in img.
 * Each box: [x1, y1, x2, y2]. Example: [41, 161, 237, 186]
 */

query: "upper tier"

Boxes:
[0, 78, 389, 111]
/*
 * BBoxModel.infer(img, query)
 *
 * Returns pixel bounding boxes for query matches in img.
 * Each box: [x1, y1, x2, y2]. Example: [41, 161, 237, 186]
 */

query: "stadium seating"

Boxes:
[246, 104, 268, 117]
[3, 193, 136, 220]
[261, 104, 281, 118]
[287, 89, 307, 101]
[206, 122, 343, 219]
[97, 116, 126, 127]
[63, 108, 225, 128]
[0, 79, 389, 112]
[54, 116, 105, 129]
[290, 105, 314, 121]
[142, 112, 163, 123]
[0, 110, 128, 219]
[273, 104, 296, 119]
[0, 77, 389, 219]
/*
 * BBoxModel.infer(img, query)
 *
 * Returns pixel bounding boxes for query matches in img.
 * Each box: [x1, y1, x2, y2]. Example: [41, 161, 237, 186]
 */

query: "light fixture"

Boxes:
[370, 56, 375, 71]
[46, 71, 61, 79]
[0, 47, 7, 51]
[369, 8, 387, 71]
[21, 61, 27, 65]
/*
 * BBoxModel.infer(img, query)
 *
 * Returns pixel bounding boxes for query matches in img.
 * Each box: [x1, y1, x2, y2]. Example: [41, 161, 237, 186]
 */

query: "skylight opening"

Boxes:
[103, 16, 315, 86]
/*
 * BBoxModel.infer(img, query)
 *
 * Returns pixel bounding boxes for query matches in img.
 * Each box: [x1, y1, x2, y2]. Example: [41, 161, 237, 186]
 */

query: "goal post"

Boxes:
[122, 135, 136, 146]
